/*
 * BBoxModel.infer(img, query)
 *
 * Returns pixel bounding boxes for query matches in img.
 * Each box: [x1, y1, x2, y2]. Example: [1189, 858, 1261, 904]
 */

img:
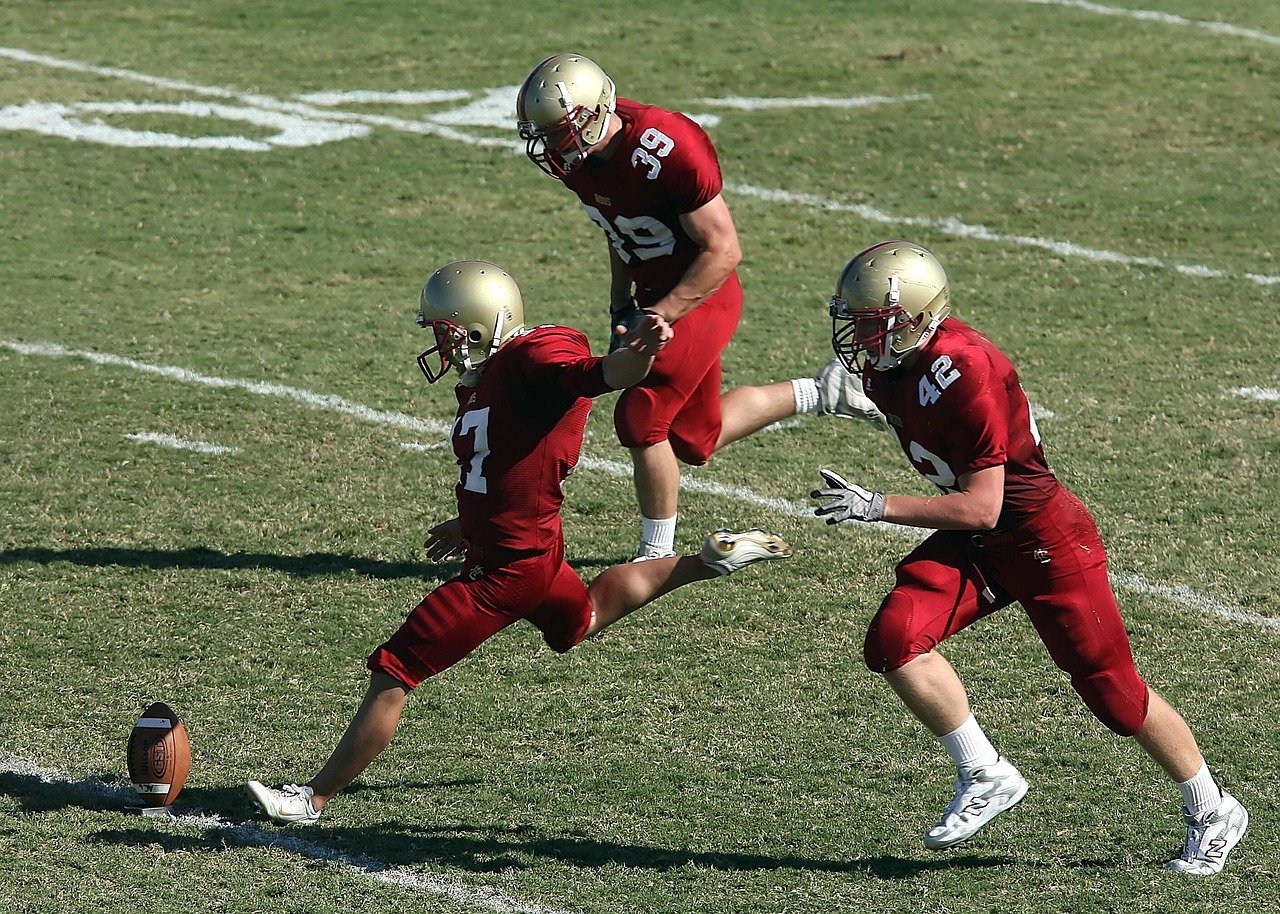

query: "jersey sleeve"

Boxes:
[651, 112, 723, 214]
[942, 350, 1009, 477]
[514, 326, 612, 400]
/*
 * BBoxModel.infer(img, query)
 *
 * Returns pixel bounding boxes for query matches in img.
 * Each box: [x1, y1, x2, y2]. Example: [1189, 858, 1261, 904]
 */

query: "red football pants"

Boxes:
[863, 488, 1150, 735]
[368, 539, 594, 689]
[614, 273, 743, 465]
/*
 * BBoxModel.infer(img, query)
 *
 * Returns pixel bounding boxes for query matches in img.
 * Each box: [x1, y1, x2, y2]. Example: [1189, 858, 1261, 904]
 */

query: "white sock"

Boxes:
[640, 514, 677, 556]
[1177, 762, 1223, 817]
[939, 714, 1000, 774]
[790, 377, 820, 414]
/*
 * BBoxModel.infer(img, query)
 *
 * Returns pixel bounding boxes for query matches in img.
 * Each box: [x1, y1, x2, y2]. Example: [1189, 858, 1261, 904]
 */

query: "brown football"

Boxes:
[126, 701, 191, 807]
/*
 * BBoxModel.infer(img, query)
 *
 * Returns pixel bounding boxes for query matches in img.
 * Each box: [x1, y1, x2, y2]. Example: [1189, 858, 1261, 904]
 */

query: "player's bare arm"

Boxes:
[607, 246, 633, 313]
[883, 465, 1004, 530]
[812, 464, 1005, 531]
[602, 312, 673, 389]
[646, 194, 741, 322]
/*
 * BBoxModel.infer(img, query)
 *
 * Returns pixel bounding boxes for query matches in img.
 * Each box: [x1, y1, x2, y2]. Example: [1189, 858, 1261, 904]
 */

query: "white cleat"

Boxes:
[631, 546, 677, 563]
[245, 781, 321, 825]
[924, 757, 1028, 850]
[699, 527, 792, 576]
[815, 358, 889, 429]
[1168, 790, 1248, 875]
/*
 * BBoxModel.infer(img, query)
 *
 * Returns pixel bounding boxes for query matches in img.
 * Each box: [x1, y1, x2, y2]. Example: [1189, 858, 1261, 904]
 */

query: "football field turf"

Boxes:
[1, 2, 1278, 912]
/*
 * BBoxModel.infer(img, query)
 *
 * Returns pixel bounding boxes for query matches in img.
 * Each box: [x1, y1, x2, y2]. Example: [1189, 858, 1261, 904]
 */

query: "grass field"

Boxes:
[2, 1, 1278, 912]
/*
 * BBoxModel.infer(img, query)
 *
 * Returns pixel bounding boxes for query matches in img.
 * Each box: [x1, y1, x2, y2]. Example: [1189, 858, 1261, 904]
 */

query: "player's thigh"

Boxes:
[864, 532, 1000, 671]
[614, 279, 742, 447]
[525, 559, 593, 653]
[370, 551, 563, 687]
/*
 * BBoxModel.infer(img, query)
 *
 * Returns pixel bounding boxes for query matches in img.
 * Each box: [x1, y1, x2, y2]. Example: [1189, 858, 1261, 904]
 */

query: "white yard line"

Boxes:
[124, 431, 241, 455]
[3, 46, 1279, 284]
[1017, 0, 1280, 46]
[0, 753, 576, 914]
[725, 182, 1280, 288]
[1231, 386, 1280, 402]
[4, 337, 1276, 636]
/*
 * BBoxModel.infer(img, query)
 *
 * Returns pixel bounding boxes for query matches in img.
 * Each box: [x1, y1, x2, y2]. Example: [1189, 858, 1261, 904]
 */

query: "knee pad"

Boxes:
[1072, 667, 1149, 736]
[863, 591, 922, 674]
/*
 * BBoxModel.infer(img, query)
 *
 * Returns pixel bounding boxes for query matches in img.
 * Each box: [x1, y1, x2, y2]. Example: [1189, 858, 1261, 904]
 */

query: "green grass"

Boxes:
[2, 2, 1278, 912]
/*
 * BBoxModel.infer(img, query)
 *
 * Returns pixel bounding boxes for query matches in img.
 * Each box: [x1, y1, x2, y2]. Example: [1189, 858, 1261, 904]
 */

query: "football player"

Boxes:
[516, 54, 882, 561]
[247, 260, 792, 824]
[810, 241, 1248, 875]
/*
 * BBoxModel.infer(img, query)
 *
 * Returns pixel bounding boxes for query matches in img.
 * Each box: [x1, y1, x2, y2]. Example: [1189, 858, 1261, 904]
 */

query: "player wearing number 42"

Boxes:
[809, 240, 1248, 875]
[246, 260, 793, 825]
[516, 53, 882, 563]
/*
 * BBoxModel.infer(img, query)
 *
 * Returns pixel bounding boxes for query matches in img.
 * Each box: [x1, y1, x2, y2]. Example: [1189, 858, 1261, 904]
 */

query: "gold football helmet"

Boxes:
[516, 53, 616, 178]
[829, 241, 951, 371]
[416, 261, 525, 382]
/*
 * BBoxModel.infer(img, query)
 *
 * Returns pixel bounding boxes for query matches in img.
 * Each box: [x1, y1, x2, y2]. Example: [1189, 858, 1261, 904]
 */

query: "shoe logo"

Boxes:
[1205, 836, 1227, 860]
[961, 796, 990, 816]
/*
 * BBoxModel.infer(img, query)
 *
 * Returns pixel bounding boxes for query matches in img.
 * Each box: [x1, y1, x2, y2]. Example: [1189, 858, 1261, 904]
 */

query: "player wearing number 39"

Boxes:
[517, 54, 879, 562]
[246, 261, 791, 824]
[810, 241, 1247, 875]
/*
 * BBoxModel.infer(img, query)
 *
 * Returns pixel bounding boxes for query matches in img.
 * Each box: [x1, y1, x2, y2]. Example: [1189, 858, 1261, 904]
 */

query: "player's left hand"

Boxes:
[614, 309, 672, 357]
[811, 469, 886, 524]
[424, 517, 467, 561]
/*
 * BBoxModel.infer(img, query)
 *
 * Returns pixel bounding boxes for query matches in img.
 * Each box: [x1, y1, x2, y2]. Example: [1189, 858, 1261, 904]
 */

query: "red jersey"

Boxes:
[561, 98, 725, 304]
[451, 325, 611, 551]
[861, 317, 1060, 527]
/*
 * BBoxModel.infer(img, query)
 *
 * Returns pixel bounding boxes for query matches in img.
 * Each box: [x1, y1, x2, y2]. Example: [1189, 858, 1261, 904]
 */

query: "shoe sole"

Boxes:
[924, 777, 1029, 850]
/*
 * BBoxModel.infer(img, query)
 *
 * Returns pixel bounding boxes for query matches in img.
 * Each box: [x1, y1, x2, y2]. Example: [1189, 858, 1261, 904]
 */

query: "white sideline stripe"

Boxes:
[725, 182, 1280, 288]
[1113, 573, 1280, 633]
[700, 93, 931, 109]
[1231, 386, 1280, 402]
[3, 340, 450, 436]
[4, 337, 1275, 637]
[0, 754, 575, 914]
[401, 440, 450, 451]
[5, 47, 1279, 285]
[124, 431, 241, 455]
[1018, 0, 1280, 47]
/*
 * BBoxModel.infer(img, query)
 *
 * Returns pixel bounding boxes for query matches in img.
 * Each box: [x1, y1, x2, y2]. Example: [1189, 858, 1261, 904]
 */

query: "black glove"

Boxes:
[609, 300, 650, 353]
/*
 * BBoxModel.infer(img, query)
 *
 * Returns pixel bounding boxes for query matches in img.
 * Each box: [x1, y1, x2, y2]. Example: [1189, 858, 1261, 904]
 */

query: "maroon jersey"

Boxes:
[561, 98, 724, 304]
[861, 317, 1060, 527]
[451, 325, 611, 551]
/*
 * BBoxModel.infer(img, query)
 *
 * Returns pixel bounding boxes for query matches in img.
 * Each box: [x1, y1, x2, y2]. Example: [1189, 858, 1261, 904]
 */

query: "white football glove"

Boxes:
[811, 469, 886, 524]
[815, 358, 889, 430]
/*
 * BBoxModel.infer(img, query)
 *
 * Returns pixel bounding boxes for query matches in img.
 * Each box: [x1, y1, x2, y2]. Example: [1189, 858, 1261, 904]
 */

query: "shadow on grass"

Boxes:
[0, 546, 614, 579]
[298, 820, 1021, 877]
[4, 767, 1122, 878]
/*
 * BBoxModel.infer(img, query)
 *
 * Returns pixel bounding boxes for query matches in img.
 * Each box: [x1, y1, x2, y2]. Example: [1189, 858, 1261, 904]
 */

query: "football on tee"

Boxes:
[126, 701, 191, 807]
